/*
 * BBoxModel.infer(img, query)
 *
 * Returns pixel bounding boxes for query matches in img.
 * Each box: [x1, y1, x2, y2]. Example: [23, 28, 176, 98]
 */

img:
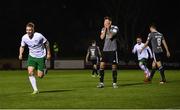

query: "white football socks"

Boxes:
[29, 75, 38, 91]
[140, 64, 150, 77]
[139, 64, 146, 71]
[145, 69, 151, 77]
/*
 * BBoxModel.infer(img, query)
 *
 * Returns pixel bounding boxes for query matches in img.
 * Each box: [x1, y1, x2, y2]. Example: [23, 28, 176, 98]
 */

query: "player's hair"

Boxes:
[92, 40, 96, 45]
[149, 23, 157, 30]
[136, 36, 142, 39]
[104, 16, 112, 21]
[136, 34, 142, 39]
[26, 22, 35, 28]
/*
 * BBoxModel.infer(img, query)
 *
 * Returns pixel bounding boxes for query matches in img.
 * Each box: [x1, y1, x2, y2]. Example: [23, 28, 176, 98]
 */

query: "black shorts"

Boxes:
[153, 52, 163, 62]
[101, 51, 118, 64]
[139, 58, 148, 66]
[90, 58, 99, 65]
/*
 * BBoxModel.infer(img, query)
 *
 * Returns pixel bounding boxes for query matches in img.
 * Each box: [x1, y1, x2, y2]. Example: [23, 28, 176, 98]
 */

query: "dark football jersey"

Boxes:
[87, 46, 101, 60]
[101, 25, 119, 52]
[147, 32, 164, 53]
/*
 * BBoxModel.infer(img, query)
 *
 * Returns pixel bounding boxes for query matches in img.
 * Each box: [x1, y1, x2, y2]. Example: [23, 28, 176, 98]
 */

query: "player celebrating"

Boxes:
[140, 23, 170, 84]
[19, 22, 51, 94]
[97, 16, 119, 88]
[86, 40, 102, 77]
[132, 37, 153, 82]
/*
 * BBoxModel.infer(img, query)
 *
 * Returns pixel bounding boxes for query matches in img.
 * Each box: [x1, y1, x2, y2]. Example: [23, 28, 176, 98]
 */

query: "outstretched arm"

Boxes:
[162, 39, 170, 57]
[140, 40, 149, 54]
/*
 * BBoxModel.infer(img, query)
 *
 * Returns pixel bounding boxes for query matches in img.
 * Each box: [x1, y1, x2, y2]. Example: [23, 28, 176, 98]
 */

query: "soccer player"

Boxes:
[140, 23, 170, 84]
[132, 37, 153, 82]
[86, 40, 102, 77]
[97, 16, 119, 88]
[19, 22, 51, 94]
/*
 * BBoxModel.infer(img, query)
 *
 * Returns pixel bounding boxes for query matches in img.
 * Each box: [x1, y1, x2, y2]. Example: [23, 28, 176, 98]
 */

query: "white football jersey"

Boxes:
[21, 32, 47, 58]
[132, 43, 152, 60]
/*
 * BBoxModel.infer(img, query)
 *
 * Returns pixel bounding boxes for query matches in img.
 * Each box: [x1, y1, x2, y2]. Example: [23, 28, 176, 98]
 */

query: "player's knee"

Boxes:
[37, 71, 44, 78]
[100, 63, 105, 70]
[100, 66, 104, 70]
[37, 74, 44, 78]
[139, 61, 143, 66]
[112, 64, 117, 69]
[93, 65, 97, 69]
[112, 65, 117, 71]
[112, 67, 117, 72]
[139, 63, 143, 68]
[152, 64, 156, 69]
[152, 61, 156, 66]
[156, 61, 162, 66]
[28, 70, 34, 75]
[112, 68, 117, 72]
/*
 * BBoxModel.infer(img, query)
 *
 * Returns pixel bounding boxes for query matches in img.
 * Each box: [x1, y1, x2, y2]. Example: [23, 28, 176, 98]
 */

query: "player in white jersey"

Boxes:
[19, 22, 51, 94]
[132, 37, 152, 82]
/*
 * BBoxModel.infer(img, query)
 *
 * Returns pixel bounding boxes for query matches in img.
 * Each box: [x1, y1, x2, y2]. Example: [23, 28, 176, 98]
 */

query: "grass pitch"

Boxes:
[0, 70, 180, 109]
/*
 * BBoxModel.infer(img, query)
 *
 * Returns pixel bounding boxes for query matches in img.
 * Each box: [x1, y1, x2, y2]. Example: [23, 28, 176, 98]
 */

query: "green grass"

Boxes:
[0, 70, 180, 109]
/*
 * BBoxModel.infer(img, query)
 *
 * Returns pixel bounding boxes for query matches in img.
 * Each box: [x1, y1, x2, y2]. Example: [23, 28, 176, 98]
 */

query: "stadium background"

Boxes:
[0, 1, 180, 109]
[0, 0, 180, 69]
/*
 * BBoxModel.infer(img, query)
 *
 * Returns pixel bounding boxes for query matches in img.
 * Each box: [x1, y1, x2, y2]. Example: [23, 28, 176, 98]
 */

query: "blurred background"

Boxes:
[0, 0, 180, 69]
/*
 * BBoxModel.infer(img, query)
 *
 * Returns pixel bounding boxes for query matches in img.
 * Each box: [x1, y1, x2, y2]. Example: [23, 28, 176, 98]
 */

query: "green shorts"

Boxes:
[139, 58, 147, 66]
[27, 55, 46, 72]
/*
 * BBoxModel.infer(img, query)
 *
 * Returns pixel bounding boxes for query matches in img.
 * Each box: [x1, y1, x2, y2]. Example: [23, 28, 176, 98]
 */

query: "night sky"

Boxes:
[0, 0, 180, 61]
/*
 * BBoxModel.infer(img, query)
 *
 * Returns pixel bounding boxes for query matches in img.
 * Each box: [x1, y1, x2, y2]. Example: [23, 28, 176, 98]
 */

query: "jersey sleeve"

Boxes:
[147, 33, 152, 42]
[41, 33, 47, 43]
[21, 37, 26, 47]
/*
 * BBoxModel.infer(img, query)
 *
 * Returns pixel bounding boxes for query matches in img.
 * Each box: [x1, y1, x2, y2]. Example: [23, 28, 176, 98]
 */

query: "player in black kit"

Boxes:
[141, 23, 170, 84]
[97, 16, 119, 88]
[86, 40, 102, 77]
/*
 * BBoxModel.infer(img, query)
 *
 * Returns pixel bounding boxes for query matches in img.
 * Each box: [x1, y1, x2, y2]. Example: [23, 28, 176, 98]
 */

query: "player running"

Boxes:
[19, 22, 51, 94]
[132, 37, 153, 82]
[86, 40, 102, 77]
[140, 23, 170, 84]
[97, 16, 119, 88]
